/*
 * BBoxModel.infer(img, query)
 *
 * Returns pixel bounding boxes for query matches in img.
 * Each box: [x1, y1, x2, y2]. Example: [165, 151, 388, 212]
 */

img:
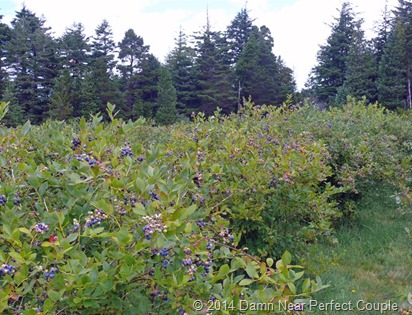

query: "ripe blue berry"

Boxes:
[0, 195, 6, 206]
[160, 248, 168, 257]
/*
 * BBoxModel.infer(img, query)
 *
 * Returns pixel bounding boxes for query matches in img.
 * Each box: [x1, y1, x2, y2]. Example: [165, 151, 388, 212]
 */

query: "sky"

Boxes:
[0, 0, 399, 89]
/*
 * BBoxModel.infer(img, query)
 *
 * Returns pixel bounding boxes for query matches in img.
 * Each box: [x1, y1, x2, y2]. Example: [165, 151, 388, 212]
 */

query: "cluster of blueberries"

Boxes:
[196, 219, 207, 228]
[85, 209, 108, 228]
[149, 289, 168, 301]
[0, 194, 6, 206]
[44, 267, 59, 280]
[142, 214, 166, 240]
[159, 248, 170, 268]
[33, 222, 49, 234]
[70, 138, 81, 151]
[120, 144, 133, 157]
[0, 263, 15, 276]
[71, 153, 98, 168]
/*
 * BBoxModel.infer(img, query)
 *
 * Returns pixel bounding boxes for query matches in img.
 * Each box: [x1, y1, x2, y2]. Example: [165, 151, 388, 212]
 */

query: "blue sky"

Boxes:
[0, 0, 399, 89]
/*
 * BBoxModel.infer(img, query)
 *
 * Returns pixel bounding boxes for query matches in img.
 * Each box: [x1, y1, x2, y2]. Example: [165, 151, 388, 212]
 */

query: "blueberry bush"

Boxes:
[2, 97, 412, 314]
[0, 102, 328, 314]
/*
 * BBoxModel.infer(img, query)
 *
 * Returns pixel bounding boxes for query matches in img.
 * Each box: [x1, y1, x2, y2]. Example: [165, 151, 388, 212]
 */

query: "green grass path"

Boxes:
[301, 184, 412, 314]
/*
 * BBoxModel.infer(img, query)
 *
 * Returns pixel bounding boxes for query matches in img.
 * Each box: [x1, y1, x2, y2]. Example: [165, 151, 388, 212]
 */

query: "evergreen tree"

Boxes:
[336, 25, 378, 104]
[393, 0, 412, 108]
[0, 15, 11, 99]
[55, 23, 94, 117]
[307, 2, 359, 106]
[117, 29, 150, 118]
[224, 6, 254, 66]
[377, 21, 408, 109]
[155, 66, 177, 125]
[373, 2, 392, 64]
[236, 26, 295, 106]
[48, 69, 74, 120]
[91, 19, 116, 71]
[165, 28, 197, 116]
[6, 6, 58, 123]
[138, 54, 161, 118]
[90, 20, 120, 115]
[1, 80, 23, 126]
[193, 13, 237, 115]
[58, 23, 91, 79]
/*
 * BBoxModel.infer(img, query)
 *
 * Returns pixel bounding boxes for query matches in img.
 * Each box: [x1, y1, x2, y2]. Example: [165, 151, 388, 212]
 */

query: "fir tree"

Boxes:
[165, 28, 197, 116]
[1, 80, 23, 126]
[307, 2, 359, 106]
[236, 26, 295, 106]
[58, 23, 91, 79]
[336, 25, 378, 104]
[224, 6, 254, 66]
[377, 21, 408, 109]
[90, 20, 120, 115]
[0, 15, 11, 99]
[155, 66, 177, 125]
[193, 13, 237, 115]
[48, 69, 74, 120]
[6, 6, 58, 123]
[117, 29, 150, 118]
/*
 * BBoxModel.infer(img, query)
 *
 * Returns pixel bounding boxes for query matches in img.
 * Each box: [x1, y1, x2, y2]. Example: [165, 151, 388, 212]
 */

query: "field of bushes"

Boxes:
[0, 98, 411, 314]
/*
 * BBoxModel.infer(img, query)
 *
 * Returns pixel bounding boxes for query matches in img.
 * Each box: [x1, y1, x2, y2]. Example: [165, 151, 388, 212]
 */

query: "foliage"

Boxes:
[155, 67, 177, 125]
[0, 102, 327, 314]
[236, 26, 295, 106]
[307, 2, 360, 106]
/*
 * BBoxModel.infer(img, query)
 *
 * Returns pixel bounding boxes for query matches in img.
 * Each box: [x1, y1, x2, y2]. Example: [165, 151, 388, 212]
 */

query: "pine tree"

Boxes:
[393, 0, 412, 108]
[307, 2, 359, 106]
[224, 6, 254, 66]
[55, 23, 93, 117]
[193, 13, 237, 115]
[117, 29, 150, 118]
[165, 28, 197, 116]
[6, 6, 59, 123]
[58, 23, 91, 80]
[0, 15, 11, 99]
[336, 24, 378, 104]
[90, 20, 120, 115]
[48, 69, 74, 120]
[377, 21, 408, 109]
[91, 19, 116, 71]
[155, 66, 177, 125]
[1, 81, 24, 126]
[373, 2, 392, 65]
[138, 54, 161, 118]
[236, 26, 295, 106]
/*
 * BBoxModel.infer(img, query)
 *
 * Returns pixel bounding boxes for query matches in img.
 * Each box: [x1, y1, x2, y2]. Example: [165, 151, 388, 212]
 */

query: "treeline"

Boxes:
[0, 5, 295, 126]
[305, 0, 412, 110]
[0, 1, 411, 126]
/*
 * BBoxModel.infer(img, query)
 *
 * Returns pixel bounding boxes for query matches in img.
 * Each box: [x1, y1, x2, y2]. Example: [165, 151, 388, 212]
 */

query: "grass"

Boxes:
[300, 183, 412, 314]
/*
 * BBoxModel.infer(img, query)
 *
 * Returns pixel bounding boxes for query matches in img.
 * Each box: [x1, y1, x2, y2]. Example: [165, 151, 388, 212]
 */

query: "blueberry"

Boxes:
[0, 195, 6, 206]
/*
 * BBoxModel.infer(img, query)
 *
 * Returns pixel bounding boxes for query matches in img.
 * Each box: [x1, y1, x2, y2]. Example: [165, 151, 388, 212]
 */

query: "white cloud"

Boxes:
[5, 0, 399, 89]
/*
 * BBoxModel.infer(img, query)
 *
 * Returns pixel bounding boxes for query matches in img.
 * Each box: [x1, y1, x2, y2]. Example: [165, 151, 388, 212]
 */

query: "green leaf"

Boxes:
[47, 290, 61, 302]
[20, 120, 31, 136]
[239, 279, 255, 286]
[302, 278, 311, 292]
[266, 258, 274, 268]
[288, 282, 296, 295]
[66, 233, 78, 243]
[282, 251, 292, 266]
[218, 264, 230, 277]
[0, 102, 9, 121]
[245, 263, 259, 279]
[136, 178, 146, 193]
